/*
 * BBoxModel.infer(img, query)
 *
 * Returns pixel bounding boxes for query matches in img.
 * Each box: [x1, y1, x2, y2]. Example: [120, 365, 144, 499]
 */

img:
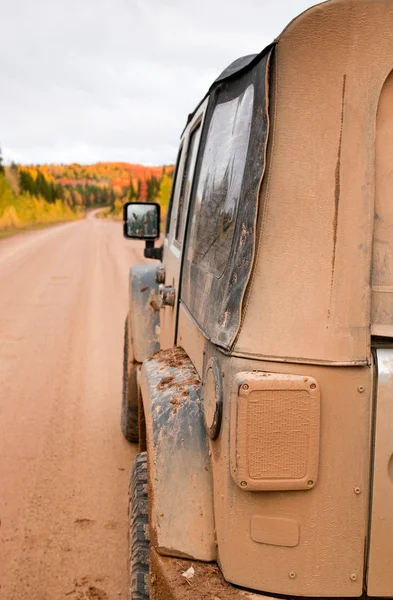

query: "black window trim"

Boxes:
[165, 143, 183, 236]
[174, 117, 203, 248]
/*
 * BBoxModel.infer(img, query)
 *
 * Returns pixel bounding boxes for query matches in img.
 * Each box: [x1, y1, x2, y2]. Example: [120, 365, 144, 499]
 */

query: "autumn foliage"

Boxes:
[0, 150, 174, 233]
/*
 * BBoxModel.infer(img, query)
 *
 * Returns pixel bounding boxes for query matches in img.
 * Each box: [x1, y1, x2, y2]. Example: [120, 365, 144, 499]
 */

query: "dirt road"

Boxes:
[0, 216, 145, 600]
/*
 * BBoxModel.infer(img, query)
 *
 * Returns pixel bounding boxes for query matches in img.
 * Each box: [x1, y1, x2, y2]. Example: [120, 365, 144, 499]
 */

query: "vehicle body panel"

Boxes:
[128, 264, 160, 363]
[179, 302, 372, 597]
[140, 348, 215, 561]
[372, 69, 393, 336]
[367, 349, 393, 597]
[159, 100, 207, 351]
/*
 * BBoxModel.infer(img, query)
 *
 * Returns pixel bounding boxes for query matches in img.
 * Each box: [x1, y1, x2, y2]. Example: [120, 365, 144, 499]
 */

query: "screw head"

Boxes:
[350, 573, 358, 582]
[240, 481, 247, 487]
[289, 571, 296, 579]
[242, 383, 249, 391]
[310, 383, 317, 390]
[307, 480, 314, 486]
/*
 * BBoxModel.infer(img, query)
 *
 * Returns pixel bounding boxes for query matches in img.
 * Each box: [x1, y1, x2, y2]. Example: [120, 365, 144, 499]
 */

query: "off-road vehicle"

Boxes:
[121, 1, 393, 598]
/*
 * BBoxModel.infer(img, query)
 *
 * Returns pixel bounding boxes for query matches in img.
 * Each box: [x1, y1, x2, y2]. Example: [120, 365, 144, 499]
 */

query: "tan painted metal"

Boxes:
[250, 515, 300, 548]
[159, 100, 207, 350]
[214, 355, 371, 597]
[230, 372, 320, 491]
[372, 69, 393, 336]
[367, 349, 393, 596]
[236, 0, 393, 365]
[179, 305, 372, 596]
[177, 302, 205, 376]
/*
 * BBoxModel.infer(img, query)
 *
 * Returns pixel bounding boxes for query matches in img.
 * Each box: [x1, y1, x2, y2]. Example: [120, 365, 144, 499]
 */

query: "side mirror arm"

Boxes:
[144, 240, 163, 261]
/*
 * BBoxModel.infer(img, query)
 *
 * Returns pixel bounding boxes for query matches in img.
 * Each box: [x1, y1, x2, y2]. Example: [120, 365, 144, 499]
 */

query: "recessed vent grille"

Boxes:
[247, 389, 311, 480]
[231, 373, 320, 491]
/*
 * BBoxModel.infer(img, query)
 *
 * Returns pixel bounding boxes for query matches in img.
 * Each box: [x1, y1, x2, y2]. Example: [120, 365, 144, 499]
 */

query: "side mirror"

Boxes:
[123, 202, 163, 260]
[123, 201, 160, 240]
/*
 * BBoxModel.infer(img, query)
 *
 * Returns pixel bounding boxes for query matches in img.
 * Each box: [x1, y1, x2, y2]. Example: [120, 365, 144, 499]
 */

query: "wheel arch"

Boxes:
[139, 347, 216, 562]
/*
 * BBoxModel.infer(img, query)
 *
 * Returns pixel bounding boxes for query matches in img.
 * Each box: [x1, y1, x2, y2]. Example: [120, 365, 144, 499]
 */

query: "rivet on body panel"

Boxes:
[242, 383, 249, 391]
[289, 571, 296, 579]
[350, 573, 358, 582]
[310, 383, 316, 389]
[307, 480, 314, 486]
[240, 481, 248, 487]
[358, 385, 365, 393]
[354, 487, 362, 495]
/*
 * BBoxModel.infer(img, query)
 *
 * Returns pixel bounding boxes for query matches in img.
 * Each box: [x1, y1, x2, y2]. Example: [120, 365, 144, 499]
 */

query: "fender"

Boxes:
[128, 264, 160, 363]
[140, 347, 216, 561]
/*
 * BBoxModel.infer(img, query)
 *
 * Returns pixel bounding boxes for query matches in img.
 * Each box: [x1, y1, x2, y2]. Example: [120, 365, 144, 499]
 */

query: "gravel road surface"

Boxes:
[0, 216, 144, 600]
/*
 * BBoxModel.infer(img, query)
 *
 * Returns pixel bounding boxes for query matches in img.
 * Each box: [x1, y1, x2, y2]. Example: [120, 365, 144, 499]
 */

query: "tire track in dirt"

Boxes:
[0, 218, 145, 599]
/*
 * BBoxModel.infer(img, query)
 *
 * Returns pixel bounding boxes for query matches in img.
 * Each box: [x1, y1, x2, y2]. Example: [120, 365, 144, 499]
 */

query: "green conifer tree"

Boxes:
[0, 147, 5, 175]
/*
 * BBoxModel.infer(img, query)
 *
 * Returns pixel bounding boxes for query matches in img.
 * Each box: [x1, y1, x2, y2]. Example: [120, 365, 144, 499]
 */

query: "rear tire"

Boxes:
[121, 316, 139, 443]
[129, 452, 150, 600]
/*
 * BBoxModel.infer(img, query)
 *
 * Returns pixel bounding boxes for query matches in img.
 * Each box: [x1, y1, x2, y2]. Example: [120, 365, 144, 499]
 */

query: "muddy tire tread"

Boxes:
[129, 452, 150, 600]
[121, 315, 139, 443]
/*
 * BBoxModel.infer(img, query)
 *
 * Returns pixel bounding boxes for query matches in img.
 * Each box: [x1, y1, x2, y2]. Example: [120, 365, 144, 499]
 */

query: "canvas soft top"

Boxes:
[237, 0, 393, 365]
[182, 44, 274, 136]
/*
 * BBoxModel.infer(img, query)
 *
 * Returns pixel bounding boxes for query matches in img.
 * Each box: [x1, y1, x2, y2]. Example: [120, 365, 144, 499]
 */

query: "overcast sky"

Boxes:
[0, 0, 318, 166]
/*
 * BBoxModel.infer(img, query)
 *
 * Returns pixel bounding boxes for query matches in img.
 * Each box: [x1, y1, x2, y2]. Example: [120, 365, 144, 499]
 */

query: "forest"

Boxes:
[0, 148, 173, 234]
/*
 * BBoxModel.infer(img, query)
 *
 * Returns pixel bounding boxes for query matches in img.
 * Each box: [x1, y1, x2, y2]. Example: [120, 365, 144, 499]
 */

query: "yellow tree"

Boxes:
[157, 174, 172, 219]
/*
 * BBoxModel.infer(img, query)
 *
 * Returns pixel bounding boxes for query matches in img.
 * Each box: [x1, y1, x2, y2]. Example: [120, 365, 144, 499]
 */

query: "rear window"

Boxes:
[181, 50, 272, 349]
[189, 85, 254, 277]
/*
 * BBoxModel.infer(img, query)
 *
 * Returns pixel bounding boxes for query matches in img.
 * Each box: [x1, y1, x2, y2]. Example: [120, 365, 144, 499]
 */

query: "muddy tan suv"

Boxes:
[121, 1, 393, 598]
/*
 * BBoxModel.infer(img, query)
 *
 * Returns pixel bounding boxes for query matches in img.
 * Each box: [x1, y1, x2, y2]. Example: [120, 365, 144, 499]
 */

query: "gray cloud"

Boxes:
[0, 0, 317, 165]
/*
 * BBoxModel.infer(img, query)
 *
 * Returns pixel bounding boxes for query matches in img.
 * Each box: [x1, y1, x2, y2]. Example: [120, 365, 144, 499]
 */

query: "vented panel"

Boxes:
[247, 389, 311, 480]
[231, 373, 320, 491]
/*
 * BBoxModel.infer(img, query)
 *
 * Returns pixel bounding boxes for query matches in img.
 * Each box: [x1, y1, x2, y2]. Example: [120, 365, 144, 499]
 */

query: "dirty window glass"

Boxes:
[188, 85, 254, 277]
[166, 143, 183, 235]
[175, 123, 201, 244]
[181, 50, 271, 349]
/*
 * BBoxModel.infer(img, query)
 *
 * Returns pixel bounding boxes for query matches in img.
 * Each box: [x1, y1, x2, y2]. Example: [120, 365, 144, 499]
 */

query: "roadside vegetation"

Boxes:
[0, 148, 173, 235]
[0, 150, 79, 233]
[98, 165, 173, 224]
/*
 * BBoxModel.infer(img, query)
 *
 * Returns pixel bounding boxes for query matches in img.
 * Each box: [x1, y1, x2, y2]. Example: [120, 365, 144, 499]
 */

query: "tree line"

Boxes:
[0, 147, 174, 230]
[0, 148, 77, 231]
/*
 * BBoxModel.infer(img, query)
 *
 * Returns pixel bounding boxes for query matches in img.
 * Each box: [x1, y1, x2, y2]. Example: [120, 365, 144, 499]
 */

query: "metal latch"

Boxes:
[159, 284, 175, 307]
[156, 265, 166, 284]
